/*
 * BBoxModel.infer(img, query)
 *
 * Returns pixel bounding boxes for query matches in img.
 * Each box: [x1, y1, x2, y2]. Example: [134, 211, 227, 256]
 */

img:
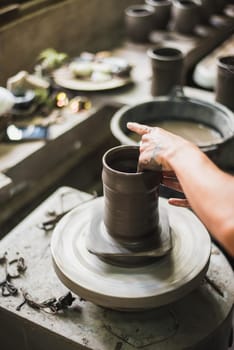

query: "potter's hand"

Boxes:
[127, 122, 189, 172]
[129, 124, 234, 257]
[163, 171, 191, 208]
[127, 122, 191, 208]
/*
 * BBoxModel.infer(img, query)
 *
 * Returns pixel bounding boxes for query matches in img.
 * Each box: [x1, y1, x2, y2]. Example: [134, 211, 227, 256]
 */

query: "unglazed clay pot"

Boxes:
[145, 0, 172, 29]
[124, 5, 155, 43]
[110, 87, 234, 171]
[0, 87, 14, 140]
[199, 0, 216, 22]
[170, 0, 201, 34]
[147, 46, 184, 96]
[102, 145, 162, 243]
[215, 55, 234, 111]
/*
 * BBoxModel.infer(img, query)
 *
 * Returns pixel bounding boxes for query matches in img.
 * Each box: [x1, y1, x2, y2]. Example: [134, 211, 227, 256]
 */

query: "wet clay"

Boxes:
[129, 120, 222, 146]
[102, 145, 162, 243]
[85, 145, 171, 267]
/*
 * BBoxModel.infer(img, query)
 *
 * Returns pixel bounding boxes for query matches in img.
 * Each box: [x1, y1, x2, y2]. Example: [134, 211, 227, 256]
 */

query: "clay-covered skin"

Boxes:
[128, 120, 222, 146]
[127, 121, 234, 257]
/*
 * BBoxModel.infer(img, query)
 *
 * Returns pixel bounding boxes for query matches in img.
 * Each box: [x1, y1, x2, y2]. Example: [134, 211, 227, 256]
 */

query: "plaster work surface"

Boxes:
[0, 187, 233, 350]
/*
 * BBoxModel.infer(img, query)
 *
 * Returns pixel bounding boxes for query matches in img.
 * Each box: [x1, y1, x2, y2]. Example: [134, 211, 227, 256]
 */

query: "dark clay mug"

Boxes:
[147, 46, 184, 96]
[102, 145, 162, 243]
[199, 0, 216, 23]
[214, 0, 226, 14]
[124, 4, 155, 43]
[145, 0, 172, 29]
[170, 0, 201, 35]
[215, 55, 234, 111]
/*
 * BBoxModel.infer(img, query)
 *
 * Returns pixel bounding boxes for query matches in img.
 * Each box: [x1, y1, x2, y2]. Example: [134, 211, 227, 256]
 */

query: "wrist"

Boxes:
[166, 140, 202, 171]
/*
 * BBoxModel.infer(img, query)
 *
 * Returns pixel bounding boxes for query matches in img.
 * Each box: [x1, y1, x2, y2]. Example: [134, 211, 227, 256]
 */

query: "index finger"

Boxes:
[127, 122, 152, 136]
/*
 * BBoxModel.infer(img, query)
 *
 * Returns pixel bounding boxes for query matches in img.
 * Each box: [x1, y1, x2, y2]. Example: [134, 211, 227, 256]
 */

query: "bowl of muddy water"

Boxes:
[110, 87, 234, 170]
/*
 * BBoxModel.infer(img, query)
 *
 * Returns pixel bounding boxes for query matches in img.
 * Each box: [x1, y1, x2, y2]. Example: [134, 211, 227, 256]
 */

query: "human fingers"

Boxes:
[127, 122, 152, 136]
[138, 145, 162, 171]
[162, 170, 177, 178]
[168, 198, 191, 208]
[163, 178, 183, 193]
[139, 136, 149, 151]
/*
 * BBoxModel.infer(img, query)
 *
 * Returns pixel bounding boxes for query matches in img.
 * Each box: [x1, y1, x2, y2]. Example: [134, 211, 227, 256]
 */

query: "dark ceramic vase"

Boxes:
[215, 56, 234, 111]
[102, 145, 162, 243]
[145, 0, 172, 29]
[147, 46, 184, 96]
[170, 0, 201, 35]
[214, 0, 226, 14]
[124, 5, 155, 43]
[224, 4, 234, 19]
[199, 0, 216, 23]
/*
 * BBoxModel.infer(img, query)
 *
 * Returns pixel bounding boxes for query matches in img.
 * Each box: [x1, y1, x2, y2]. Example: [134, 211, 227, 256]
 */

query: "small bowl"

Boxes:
[13, 89, 35, 110]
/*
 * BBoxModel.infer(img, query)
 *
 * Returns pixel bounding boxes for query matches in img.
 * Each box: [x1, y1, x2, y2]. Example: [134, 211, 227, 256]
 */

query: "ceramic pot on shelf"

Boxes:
[198, 0, 216, 23]
[147, 46, 184, 96]
[170, 0, 202, 35]
[124, 4, 155, 43]
[145, 0, 172, 29]
[214, 0, 226, 14]
[215, 55, 234, 112]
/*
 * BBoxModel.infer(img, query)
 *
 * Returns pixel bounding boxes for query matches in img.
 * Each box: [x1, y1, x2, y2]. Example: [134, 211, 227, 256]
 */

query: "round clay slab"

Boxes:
[51, 197, 211, 310]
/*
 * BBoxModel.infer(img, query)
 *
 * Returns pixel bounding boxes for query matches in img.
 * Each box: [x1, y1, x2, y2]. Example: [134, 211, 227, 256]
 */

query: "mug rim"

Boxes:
[125, 4, 155, 17]
[173, 0, 200, 8]
[217, 55, 234, 71]
[145, 0, 172, 7]
[147, 47, 184, 61]
[103, 145, 142, 175]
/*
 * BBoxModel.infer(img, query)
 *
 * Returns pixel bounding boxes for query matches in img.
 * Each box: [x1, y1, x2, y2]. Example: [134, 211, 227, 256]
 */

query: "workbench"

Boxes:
[0, 6, 233, 349]
[0, 186, 233, 350]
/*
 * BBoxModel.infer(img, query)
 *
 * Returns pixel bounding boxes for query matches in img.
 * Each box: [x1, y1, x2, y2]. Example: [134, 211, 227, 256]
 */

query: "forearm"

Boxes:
[168, 144, 234, 256]
[126, 122, 234, 256]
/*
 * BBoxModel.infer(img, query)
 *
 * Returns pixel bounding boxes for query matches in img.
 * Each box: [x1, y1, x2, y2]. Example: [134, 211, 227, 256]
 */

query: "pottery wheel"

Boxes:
[86, 198, 172, 266]
[51, 197, 211, 310]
